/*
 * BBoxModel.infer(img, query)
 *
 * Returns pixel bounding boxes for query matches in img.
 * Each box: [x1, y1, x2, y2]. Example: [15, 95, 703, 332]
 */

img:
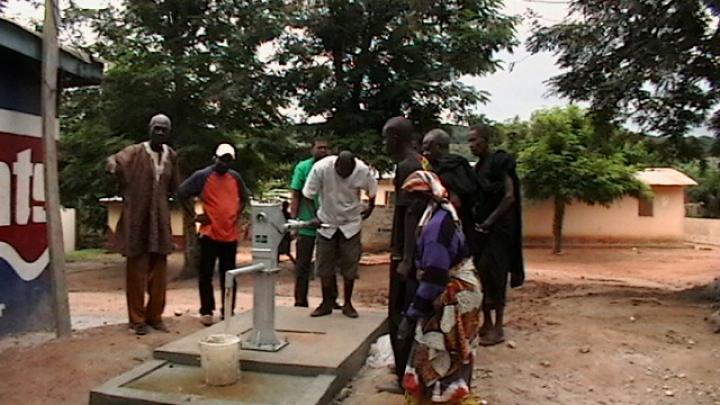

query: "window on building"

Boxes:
[386, 191, 396, 208]
[638, 196, 654, 217]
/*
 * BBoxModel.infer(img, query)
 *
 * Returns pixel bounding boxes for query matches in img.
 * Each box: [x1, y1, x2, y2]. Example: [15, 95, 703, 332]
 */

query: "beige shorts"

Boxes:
[315, 232, 361, 280]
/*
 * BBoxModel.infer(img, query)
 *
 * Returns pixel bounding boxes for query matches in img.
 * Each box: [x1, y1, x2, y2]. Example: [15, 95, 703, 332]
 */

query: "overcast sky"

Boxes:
[4, 0, 572, 123]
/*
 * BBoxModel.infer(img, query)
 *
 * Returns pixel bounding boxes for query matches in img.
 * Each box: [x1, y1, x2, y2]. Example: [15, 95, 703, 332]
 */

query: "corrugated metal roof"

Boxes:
[0, 17, 103, 86]
[634, 168, 698, 186]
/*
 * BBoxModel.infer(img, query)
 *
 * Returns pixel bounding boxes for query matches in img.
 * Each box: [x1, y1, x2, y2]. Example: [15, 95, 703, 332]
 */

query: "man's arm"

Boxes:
[396, 196, 425, 277]
[232, 172, 251, 212]
[290, 190, 302, 219]
[289, 163, 305, 218]
[362, 196, 376, 220]
[177, 170, 206, 222]
[477, 174, 515, 232]
[302, 165, 321, 200]
[106, 145, 135, 192]
[361, 169, 378, 220]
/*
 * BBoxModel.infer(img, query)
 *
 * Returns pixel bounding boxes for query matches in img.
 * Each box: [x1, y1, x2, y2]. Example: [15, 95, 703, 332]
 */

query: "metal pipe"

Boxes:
[284, 219, 330, 230]
[223, 262, 266, 332]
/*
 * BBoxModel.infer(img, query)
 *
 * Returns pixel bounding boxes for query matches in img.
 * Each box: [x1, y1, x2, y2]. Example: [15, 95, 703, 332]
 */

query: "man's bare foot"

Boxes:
[478, 323, 493, 338]
[478, 328, 504, 346]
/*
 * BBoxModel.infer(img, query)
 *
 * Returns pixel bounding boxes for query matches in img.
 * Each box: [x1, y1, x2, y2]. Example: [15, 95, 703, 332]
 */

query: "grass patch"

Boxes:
[66, 248, 115, 263]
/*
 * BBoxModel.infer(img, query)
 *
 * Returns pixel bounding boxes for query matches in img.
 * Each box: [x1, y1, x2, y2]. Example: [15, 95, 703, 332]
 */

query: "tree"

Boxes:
[58, 0, 290, 276]
[275, 0, 518, 172]
[518, 106, 647, 253]
[528, 0, 720, 156]
[682, 161, 720, 218]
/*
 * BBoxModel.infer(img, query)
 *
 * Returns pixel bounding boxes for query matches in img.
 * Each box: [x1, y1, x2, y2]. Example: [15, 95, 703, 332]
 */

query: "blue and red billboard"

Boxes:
[0, 109, 56, 336]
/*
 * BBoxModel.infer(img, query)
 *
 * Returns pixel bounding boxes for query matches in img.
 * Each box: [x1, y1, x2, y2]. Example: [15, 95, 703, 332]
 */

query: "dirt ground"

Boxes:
[1, 246, 719, 405]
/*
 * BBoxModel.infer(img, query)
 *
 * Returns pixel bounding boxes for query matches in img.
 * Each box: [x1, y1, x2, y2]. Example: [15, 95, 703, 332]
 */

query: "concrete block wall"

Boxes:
[361, 206, 393, 252]
[685, 217, 720, 246]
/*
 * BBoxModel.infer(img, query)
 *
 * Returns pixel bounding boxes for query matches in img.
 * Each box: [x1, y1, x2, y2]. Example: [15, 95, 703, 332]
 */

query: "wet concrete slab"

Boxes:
[90, 307, 387, 404]
[155, 307, 387, 376]
[90, 360, 335, 405]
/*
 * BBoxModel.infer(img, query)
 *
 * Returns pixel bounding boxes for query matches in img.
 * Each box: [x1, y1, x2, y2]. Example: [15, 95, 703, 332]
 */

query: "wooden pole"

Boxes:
[42, 0, 71, 338]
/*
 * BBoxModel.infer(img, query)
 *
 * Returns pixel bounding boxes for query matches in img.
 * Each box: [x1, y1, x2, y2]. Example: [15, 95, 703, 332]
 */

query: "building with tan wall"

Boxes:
[524, 168, 695, 242]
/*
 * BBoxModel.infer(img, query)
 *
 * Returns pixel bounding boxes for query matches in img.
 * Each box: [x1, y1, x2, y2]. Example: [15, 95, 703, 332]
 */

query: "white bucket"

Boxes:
[198, 334, 241, 386]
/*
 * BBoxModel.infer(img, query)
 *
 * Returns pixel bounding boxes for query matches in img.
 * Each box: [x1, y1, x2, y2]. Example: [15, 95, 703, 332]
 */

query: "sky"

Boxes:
[463, 0, 571, 122]
[3, 0, 573, 124]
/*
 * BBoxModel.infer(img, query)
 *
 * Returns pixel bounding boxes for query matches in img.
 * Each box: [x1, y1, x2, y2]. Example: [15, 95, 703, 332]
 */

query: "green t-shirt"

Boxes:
[290, 157, 319, 237]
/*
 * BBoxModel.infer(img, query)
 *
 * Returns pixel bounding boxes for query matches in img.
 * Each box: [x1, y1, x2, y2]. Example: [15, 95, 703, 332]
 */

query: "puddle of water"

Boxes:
[124, 363, 319, 403]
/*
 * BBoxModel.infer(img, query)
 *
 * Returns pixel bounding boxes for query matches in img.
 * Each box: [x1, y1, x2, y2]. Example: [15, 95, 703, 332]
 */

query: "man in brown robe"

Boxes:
[107, 114, 181, 335]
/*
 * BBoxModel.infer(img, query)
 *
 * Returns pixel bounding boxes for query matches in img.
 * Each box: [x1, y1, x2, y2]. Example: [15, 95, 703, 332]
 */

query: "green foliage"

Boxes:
[66, 249, 118, 263]
[680, 160, 720, 218]
[57, 1, 519, 244]
[517, 106, 648, 252]
[275, 0, 518, 172]
[58, 0, 297, 245]
[519, 106, 647, 206]
[59, 87, 133, 247]
[528, 0, 720, 150]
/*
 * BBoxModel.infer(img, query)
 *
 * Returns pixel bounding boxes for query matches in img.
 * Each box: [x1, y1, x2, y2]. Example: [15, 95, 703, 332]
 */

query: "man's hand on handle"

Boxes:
[195, 214, 211, 225]
[396, 259, 412, 279]
[361, 205, 375, 220]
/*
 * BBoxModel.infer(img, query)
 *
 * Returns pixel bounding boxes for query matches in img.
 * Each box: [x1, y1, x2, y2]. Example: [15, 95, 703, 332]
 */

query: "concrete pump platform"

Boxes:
[90, 307, 387, 405]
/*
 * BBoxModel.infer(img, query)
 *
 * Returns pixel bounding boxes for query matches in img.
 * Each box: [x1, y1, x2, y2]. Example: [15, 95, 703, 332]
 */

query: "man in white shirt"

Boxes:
[303, 151, 378, 318]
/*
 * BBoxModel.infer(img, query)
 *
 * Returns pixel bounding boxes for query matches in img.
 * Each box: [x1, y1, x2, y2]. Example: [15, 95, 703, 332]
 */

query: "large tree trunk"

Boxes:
[552, 196, 566, 254]
[180, 213, 200, 279]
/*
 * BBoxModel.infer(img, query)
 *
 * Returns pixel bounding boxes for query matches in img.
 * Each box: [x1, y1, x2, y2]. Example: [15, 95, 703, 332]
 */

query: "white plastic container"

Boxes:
[198, 334, 241, 386]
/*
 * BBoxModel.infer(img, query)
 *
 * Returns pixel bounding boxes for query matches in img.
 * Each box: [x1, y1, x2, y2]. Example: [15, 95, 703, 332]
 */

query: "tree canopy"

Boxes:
[47, 0, 519, 247]
[528, 0, 720, 152]
[518, 106, 647, 252]
[276, 0, 518, 171]
[57, 0, 295, 249]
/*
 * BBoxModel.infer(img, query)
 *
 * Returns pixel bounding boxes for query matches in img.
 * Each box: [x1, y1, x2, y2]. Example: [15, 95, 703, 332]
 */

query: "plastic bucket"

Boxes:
[198, 334, 241, 386]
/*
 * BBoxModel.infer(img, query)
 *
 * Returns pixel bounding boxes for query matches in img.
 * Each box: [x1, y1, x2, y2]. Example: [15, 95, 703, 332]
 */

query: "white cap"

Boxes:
[215, 143, 236, 159]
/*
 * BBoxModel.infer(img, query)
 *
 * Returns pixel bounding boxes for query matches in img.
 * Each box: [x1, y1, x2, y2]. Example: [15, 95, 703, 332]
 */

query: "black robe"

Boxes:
[474, 150, 525, 295]
[431, 153, 479, 251]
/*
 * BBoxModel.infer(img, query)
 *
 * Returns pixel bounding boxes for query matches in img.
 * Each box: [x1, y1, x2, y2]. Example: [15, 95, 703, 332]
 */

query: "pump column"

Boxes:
[241, 202, 288, 352]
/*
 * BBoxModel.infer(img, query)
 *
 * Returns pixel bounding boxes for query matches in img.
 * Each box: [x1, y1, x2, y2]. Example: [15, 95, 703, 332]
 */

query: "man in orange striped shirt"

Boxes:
[178, 143, 250, 326]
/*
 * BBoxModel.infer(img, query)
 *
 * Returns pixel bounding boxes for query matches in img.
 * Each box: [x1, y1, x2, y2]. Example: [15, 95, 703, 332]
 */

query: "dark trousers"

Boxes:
[198, 236, 238, 316]
[388, 259, 417, 379]
[294, 235, 315, 306]
[294, 234, 340, 306]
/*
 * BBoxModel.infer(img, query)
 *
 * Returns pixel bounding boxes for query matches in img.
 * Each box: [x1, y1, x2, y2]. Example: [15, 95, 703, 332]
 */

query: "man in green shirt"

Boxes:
[289, 138, 338, 307]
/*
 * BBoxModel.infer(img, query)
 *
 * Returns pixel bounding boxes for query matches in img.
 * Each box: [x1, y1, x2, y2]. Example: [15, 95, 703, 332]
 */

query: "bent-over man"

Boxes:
[302, 151, 377, 318]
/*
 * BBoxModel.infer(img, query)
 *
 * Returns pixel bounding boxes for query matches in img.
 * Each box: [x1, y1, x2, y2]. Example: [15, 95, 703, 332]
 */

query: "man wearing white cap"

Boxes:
[107, 113, 180, 335]
[178, 143, 250, 326]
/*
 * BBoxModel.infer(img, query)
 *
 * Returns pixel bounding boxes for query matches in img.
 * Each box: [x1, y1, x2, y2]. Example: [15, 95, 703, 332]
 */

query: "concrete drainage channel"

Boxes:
[90, 307, 387, 405]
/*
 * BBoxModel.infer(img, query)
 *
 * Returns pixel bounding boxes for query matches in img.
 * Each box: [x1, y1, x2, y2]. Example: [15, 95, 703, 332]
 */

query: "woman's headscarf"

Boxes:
[401, 170, 460, 228]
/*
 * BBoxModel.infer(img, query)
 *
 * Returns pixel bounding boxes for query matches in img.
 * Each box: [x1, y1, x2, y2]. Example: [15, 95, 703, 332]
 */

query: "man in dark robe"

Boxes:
[379, 117, 431, 393]
[422, 129, 479, 249]
[469, 124, 525, 346]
